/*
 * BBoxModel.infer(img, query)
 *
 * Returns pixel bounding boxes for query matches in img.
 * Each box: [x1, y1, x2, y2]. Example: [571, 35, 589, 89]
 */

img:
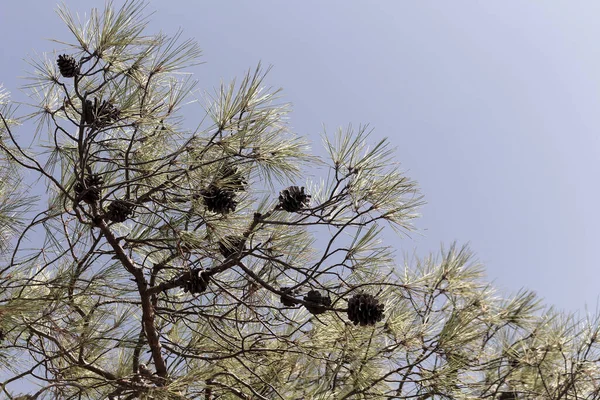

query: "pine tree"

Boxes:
[0, 2, 599, 399]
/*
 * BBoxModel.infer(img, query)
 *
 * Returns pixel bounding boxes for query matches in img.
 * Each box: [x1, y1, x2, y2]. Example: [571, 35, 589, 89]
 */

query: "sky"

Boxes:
[1, 1, 600, 313]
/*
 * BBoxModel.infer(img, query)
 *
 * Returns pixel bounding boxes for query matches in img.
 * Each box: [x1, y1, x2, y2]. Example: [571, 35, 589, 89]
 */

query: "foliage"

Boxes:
[0, 2, 599, 399]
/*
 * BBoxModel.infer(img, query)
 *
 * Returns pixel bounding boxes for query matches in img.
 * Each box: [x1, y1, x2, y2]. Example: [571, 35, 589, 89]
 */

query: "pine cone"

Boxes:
[347, 293, 385, 326]
[303, 290, 331, 315]
[219, 236, 245, 258]
[280, 287, 300, 307]
[57, 54, 79, 78]
[74, 184, 101, 203]
[181, 268, 210, 294]
[278, 186, 311, 212]
[94, 98, 120, 128]
[498, 393, 517, 400]
[106, 199, 134, 223]
[74, 173, 104, 204]
[200, 184, 237, 214]
[83, 97, 120, 128]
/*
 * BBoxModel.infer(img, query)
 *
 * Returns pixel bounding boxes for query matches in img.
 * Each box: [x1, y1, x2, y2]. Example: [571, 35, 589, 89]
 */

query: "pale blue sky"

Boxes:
[2, 1, 600, 312]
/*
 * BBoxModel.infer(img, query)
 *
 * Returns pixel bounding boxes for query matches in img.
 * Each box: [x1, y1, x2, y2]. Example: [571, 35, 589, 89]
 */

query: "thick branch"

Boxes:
[95, 214, 168, 379]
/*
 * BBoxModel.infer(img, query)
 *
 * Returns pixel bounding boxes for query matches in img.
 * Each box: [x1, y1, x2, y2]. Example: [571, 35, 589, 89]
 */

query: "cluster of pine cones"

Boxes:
[199, 159, 312, 217]
[58, 55, 120, 128]
[61, 53, 383, 327]
[200, 172, 387, 326]
[279, 288, 384, 326]
[73, 173, 134, 224]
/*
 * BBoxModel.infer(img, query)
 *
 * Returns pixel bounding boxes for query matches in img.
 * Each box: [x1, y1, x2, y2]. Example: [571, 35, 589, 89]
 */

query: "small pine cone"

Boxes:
[218, 164, 246, 192]
[303, 290, 331, 315]
[278, 186, 311, 212]
[74, 184, 101, 204]
[280, 287, 299, 307]
[106, 199, 134, 223]
[95, 99, 120, 128]
[83, 98, 121, 128]
[498, 393, 517, 400]
[181, 268, 210, 294]
[84, 173, 104, 187]
[200, 185, 237, 214]
[219, 236, 245, 258]
[347, 293, 385, 326]
[57, 54, 79, 78]
[74, 173, 103, 204]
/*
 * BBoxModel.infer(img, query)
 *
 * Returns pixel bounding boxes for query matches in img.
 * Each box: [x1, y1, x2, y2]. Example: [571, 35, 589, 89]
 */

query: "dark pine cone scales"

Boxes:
[106, 199, 134, 223]
[219, 236, 246, 259]
[200, 184, 237, 214]
[181, 268, 210, 294]
[94, 98, 120, 127]
[303, 290, 331, 315]
[347, 293, 385, 326]
[278, 186, 311, 212]
[83, 99, 95, 125]
[74, 173, 104, 204]
[57, 54, 79, 78]
[280, 287, 300, 307]
[83, 97, 120, 127]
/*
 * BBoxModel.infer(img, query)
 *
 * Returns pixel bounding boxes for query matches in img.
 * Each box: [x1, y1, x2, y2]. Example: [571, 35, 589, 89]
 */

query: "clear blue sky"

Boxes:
[2, 1, 600, 312]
